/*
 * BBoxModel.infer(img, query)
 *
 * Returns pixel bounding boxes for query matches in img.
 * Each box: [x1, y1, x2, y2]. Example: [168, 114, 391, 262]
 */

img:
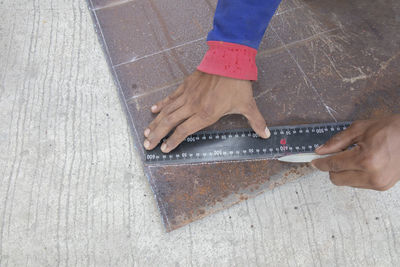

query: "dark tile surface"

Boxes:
[258, 26, 285, 52]
[116, 39, 207, 99]
[287, 0, 400, 121]
[126, 49, 333, 155]
[269, 3, 340, 45]
[95, 0, 213, 66]
[254, 50, 334, 125]
[88, 0, 400, 231]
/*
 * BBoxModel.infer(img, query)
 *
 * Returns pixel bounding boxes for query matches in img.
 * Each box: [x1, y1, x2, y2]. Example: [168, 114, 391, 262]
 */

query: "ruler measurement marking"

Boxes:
[145, 122, 351, 164]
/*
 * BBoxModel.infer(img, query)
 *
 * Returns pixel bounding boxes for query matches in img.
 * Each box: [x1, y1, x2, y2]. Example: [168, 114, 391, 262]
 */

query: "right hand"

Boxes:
[143, 70, 270, 153]
[312, 115, 400, 191]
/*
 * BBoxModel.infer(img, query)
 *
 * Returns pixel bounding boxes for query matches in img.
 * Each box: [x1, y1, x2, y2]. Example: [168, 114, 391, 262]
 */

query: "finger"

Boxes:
[373, 179, 397, 191]
[328, 170, 367, 187]
[151, 84, 184, 113]
[150, 72, 203, 114]
[160, 95, 186, 115]
[240, 100, 270, 138]
[327, 171, 393, 191]
[144, 106, 193, 150]
[161, 114, 214, 153]
[146, 96, 186, 135]
[311, 147, 362, 172]
[316, 122, 363, 154]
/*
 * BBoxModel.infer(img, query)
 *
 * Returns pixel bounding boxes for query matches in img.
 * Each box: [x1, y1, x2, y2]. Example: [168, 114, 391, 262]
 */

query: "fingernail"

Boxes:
[265, 127, 271, 138]
[310, 161, 317, 169]
[144, 128, 150, 137]
[161, 143, 167, 152]
[144, 140, 150, 149]
[151, 105, 157, 112]
[316, 144, 324, 151]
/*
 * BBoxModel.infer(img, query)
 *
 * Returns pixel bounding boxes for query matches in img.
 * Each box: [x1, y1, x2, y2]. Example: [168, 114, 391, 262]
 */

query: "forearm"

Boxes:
[198, 0, 282, 80]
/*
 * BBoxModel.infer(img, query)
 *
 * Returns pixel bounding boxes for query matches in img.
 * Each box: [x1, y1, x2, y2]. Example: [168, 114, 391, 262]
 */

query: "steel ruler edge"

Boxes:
[145, 121, 352, 165]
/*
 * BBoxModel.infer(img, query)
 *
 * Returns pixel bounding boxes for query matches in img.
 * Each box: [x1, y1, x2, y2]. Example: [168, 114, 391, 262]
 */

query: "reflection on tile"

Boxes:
[90, 0, 130, 9]
[270, 5, 340, 45]
[89, 0, 400, 231]
[116, 40, 207, 99]
[95, 0, 213, 65]
[126, 49, 334, 157]
[255, 50, 334, 125]
[287, 24, 400, 121]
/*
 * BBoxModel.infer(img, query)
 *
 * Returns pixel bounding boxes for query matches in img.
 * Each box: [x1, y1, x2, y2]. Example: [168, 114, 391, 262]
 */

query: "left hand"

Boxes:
[143, 71, 270, 153]
[311, 114, 400, 191]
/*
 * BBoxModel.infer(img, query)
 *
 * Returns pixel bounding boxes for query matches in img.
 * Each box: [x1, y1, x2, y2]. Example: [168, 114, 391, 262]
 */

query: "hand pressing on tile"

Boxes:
[143, 70, 270, 153]
[312, 114, 400, 191]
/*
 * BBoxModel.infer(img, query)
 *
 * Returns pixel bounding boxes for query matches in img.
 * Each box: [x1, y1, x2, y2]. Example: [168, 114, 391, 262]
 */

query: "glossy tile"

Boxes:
[88, 0, 400, 231]
[95, 0, 213, 66]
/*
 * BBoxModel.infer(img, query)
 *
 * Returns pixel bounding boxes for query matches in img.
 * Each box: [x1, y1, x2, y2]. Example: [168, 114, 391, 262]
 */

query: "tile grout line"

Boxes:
[105, 6, 305, 69]
[126, 79, 183, 102]
[88, 0, 145, 156]
[113, 36, 207, 68]
[270, 25, 339, 122]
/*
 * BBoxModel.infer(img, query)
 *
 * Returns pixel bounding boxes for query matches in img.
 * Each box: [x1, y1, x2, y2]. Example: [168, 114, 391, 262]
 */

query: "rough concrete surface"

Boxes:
[1, 0, 400, 266]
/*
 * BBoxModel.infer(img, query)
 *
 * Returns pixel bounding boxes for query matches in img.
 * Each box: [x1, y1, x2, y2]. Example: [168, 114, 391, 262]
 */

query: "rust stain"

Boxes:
[148, 160, 308, 232]
[89, 0, 400, 233]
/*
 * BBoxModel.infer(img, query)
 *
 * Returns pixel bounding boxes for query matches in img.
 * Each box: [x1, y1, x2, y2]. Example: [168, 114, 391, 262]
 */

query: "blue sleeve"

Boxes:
[207, 0, 282, 49]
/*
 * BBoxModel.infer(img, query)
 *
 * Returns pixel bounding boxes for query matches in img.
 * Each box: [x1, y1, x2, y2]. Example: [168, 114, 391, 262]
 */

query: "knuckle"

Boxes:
[162, 103, 177, 114]
[359, 153, 381, 171]
[328, 160, 341, 172]
[147, 132, 160, 143]
[162, 96, 171, 104]
[243, 100, 257, 114]
[349, 120, 367, 133]
[369, 176, 388, 190]
[158, 109, 168, 118]
[351, 120, 363, 129]
[329, 173, 343, 186]
[161, 115, 172, 125]
[375, 186, 390, 192]
[326, 135, 342, 146]
[175, 125, 189, 138]
[197, 108, 213, 121]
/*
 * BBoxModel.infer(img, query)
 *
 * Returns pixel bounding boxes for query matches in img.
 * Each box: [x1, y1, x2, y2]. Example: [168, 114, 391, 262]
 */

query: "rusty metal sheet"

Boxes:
[87, 0, 400, 231]
[146, 162, 312, 231]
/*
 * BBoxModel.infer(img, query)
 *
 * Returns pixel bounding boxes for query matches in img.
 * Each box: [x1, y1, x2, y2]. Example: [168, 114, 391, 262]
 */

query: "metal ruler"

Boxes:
[145, 121, 352, 165]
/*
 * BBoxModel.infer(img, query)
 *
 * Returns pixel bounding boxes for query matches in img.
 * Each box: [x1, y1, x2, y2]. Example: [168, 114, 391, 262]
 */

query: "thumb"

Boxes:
[311, 147, 361, 172]
[241, 100, 270, 139]
[316, 122, 362, 155]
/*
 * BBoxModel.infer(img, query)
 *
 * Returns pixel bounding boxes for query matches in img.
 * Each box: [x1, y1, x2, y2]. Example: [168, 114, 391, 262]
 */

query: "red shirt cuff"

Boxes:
[197, 41, 258, 81]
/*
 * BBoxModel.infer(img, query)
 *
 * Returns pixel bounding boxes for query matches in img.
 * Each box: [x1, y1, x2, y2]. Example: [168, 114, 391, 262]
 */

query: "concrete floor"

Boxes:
[1, 0, 400, 266]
